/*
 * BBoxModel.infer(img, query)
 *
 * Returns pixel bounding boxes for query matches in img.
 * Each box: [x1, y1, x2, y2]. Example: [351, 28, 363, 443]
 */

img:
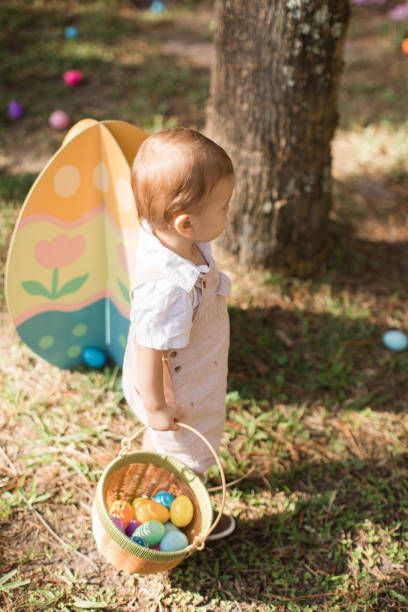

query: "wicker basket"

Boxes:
[92, 423, 226, 574]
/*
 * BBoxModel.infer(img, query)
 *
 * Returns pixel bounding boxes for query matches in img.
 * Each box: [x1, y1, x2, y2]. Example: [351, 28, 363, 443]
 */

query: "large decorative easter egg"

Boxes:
[383, 330, 408, 352]
[134, 520, 165, 546]
[159, 530, 188, 552]
[170, 495, 194, 527]
[82, 346, 106, 368]
[153, 490, 175, 509]
[109, 500, 134, 527]
[5, 119, 149, 370]
[136, 500, 170, 524]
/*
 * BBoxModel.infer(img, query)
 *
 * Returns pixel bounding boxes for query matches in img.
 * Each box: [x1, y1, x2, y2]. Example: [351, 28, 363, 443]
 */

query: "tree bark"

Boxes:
[206, 0, 350, 274]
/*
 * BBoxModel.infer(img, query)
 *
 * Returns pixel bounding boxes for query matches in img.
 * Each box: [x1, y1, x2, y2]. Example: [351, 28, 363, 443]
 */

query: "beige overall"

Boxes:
[122, 259, 230, 473]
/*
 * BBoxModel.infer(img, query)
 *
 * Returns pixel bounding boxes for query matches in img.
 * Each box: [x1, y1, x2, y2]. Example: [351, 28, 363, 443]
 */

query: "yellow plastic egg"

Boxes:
[170, 495, 194, 527]
[136, 500, 170, 524]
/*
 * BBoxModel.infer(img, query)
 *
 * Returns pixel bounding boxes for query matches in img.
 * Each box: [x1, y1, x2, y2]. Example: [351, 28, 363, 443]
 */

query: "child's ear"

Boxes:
[174, 213, 193, 236]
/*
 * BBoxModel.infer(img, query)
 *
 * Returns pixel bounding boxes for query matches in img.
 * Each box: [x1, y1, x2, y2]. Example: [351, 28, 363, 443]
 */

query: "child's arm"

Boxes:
[137, 344, 181, 431]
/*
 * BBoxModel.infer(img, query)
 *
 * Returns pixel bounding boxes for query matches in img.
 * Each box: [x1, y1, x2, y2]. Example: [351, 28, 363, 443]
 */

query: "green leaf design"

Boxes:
[56, 273, 89, 298]
[118, 278, 131, 304]
[21, 281, 51, 298]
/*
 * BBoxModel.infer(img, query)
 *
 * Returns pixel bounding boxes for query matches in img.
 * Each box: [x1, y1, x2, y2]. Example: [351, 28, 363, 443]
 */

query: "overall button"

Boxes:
[174, 366, 182, 373]
[170, 351, 177, 358]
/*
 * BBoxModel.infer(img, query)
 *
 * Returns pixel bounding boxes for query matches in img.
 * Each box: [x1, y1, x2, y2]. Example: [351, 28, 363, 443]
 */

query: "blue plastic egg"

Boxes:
[150, 1, 165, 14]
[82, 347, 107, 368]
[160, 530, 188, 552]
[163, 521, 180, 534]
[65, 26, 79, 39]
[153, 490, 175, 509]
[383, 330, 408, 352]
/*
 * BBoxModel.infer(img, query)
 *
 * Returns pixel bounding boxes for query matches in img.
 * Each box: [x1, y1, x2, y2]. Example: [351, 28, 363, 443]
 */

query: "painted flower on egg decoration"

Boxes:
[5, 119, 149, 369]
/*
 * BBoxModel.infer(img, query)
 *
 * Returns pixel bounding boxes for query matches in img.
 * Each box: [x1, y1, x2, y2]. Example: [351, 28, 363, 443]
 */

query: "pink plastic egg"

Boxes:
[63, 70, 84, 86]
[48, 110, 70, 130]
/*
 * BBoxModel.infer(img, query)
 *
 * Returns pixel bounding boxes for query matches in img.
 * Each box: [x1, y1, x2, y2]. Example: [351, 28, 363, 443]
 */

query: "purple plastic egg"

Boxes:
[8, 101, 24, 120]
[125, 519, 140, 537]
[111, 516, 125, 532]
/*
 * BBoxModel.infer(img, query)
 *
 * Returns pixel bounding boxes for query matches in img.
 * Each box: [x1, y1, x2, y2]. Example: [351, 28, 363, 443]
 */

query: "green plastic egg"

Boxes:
[134, 520, 165, 546]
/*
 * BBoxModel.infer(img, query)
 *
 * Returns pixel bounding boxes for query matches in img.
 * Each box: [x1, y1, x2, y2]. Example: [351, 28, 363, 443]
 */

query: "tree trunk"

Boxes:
[206, 0, 350, 274]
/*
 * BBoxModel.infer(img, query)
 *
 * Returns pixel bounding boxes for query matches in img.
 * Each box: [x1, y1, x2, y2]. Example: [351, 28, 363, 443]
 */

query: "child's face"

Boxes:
[190, 174, 234, 242]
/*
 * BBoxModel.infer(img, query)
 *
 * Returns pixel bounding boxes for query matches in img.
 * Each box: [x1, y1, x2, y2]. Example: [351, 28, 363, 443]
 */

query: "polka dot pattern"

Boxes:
[93, 162, 109, 193]
[116, 178, 134, 212]
[39, 335, 54, 349]
[53, 165, 81, 198]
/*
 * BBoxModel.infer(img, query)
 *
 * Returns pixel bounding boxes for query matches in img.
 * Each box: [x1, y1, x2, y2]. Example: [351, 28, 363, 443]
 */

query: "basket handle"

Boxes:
[118, 422, 227, 551]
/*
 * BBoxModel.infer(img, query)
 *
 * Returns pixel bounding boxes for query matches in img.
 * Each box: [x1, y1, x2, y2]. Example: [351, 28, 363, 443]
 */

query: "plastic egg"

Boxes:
[153, 490, 175, 509]
[109, 500, 134, 527]
[130, 535, 146, 547]
[111, 516, 125, 533]
[383, 330, 408, 352]
[48, 110, 70, 130]
[134, 520, 165, 546]
[65, 26, 79, 39]
[160, 530, 188, 552]
[125, 519, 140, 537]
[82, 346, 106, 369]
[63, 69, 84, 86]
[163, 521, 180, 534]
[131, 497, 149, 515]
[150, 0, 165, 14]
[136, 500, 170, 524]
[8, 101, 24, 120]
[170, 495, 194, 527]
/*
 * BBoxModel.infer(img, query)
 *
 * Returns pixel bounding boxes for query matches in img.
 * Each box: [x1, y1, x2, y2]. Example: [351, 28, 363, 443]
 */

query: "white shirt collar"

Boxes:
[136, 220, 212, 292]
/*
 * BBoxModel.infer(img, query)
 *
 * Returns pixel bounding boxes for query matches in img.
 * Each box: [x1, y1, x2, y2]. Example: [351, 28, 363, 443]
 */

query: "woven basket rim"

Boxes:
[95, 450, 213, 562]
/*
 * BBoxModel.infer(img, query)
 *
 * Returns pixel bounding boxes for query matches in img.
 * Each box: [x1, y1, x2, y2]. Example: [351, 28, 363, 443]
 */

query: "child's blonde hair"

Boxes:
[131, 127, 234, 229]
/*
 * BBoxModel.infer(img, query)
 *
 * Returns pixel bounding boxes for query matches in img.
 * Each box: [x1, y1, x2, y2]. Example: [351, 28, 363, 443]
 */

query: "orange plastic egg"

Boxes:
[170, 495, 194, 527]
[136, 500, 170, 524]
[132, 497, 149, 515]
[109, 499, 134, 527]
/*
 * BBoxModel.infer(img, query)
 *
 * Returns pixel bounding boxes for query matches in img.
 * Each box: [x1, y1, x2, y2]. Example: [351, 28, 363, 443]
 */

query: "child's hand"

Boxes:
[147, 404, 182, 431]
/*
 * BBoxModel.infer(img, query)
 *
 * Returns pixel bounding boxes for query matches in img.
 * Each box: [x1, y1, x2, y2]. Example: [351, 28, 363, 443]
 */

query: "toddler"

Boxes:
[122, 127, 235, 539]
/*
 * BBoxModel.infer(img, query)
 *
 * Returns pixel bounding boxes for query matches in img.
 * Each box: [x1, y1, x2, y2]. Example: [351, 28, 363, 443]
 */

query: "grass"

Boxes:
[1, 0, 408, 610]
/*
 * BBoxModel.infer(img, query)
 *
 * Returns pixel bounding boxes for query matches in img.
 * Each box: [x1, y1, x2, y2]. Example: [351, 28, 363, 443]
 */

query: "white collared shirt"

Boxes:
[129, 221, 211, 350]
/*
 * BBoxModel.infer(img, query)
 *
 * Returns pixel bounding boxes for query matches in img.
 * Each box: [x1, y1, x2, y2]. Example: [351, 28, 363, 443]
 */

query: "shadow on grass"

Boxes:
[169, 453, 407, 607]
[228, 302, 407, 413]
